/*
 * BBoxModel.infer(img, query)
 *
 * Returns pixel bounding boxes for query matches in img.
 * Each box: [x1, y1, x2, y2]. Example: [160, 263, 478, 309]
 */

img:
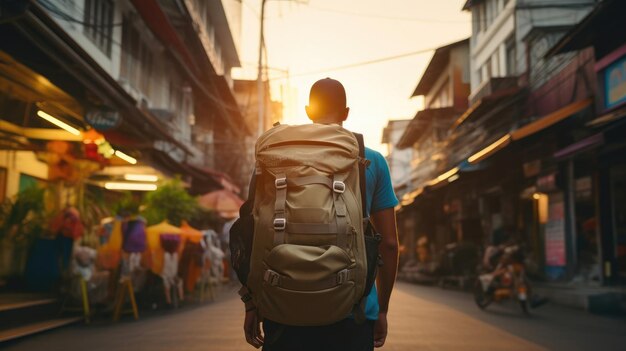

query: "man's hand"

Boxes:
[244, 308, 264, 348]
[374, 312, 388, 348]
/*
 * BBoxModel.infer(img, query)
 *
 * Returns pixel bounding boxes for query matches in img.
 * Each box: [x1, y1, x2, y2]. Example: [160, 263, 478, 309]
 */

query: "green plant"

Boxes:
[0, 185, 46, 246]
[110, 191, 140, 216]
[142, 178, 198, 226]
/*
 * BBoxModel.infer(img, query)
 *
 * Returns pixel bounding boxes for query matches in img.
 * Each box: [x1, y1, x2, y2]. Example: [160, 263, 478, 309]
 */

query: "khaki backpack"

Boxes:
[244, 123, 373, 326]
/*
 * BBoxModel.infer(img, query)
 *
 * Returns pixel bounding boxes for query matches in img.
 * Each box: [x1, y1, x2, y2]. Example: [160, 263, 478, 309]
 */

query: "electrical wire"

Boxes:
[304, 3, 470, 24]
[37, 0, 124, 27]
[269, 40, 468, 80]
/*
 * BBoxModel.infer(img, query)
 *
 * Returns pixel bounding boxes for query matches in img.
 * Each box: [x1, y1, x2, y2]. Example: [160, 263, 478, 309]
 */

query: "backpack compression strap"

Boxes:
[353, 132, 370, 325]
[353, 133, 368, 218]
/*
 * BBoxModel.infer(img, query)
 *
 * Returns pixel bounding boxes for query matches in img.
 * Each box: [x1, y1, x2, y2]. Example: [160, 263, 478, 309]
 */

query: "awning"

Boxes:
[466, 135, 511, 164]
[185, 163, 241, 194]
[451, 87, 522, 130]
[511, 98, 592, 140]
[396, 107, 459, 149]
[587, 105, 626, 127]
[553, 133, 604, 159]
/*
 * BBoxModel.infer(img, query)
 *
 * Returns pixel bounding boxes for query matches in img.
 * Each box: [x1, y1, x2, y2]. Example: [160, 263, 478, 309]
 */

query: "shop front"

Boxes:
[594, 52, 626, 285]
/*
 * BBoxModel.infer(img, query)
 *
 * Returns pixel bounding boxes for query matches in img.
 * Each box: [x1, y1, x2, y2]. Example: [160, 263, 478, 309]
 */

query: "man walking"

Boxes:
[241, 78, 399, 350]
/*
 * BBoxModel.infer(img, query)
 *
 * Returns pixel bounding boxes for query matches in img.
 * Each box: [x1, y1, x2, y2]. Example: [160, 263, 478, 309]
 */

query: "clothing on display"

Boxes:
[122, 217, 147, 253]
[146, 221, 182, 275]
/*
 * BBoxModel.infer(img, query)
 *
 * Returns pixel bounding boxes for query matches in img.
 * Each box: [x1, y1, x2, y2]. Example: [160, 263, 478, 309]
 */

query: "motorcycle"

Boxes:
[473, 244, 531, 314]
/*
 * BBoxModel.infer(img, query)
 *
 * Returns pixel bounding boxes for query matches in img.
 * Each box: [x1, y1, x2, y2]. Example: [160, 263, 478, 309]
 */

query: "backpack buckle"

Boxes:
[336, 269, 349, 284]
[264, 270, 280, 286]
[275, 177, 287, 189]
[332, 181, 345, 193]
[273, 218, 286, 231]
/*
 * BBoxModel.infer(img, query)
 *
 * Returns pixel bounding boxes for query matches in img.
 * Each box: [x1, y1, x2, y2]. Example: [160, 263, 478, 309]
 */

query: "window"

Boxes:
[120, 17, 153, 99]
[481, 59, 491, 83]
[478, 3, 487, 32]
[486, 0, 495, 27]
[492, 52, 500, 78]
[83, 0, 114, 56]
[506, 37, 516, 76]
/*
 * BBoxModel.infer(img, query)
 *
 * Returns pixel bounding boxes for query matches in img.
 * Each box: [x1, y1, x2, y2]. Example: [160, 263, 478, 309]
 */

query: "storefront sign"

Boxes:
[605, 55, 626, 109]
[523, 160, 541, 178]
[545, 195, 566, 267]
[537, 173, 557, 192]
[85, 109, 121, 131]
[575, 176, 592, 200]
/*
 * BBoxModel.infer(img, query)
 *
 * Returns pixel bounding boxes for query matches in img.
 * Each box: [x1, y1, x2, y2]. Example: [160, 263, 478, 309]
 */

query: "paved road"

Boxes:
[4, 282, 626, 351]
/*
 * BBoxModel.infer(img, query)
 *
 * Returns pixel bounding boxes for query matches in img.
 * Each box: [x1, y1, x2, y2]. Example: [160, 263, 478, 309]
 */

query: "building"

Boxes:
[0, 0, 246, 279]
[393, 38, 471, 260]
[547, 0, 626, 286]
[0, 0, 249, 199]
[394, 1, 609, 291]
[232, 78, 282, 193]
[0, 0, 250, 336]
[381, 119, 413, 197]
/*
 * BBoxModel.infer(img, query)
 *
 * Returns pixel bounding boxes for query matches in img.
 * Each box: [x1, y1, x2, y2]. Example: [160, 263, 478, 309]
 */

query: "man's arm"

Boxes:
[371, 207, 399, 348]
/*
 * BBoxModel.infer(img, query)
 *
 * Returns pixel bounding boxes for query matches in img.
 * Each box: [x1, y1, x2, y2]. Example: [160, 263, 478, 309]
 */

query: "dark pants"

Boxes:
[262, 318, 375, 351]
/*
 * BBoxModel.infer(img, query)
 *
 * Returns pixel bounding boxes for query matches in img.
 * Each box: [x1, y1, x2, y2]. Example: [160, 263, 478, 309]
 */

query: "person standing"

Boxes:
[239, 78, 399, 350]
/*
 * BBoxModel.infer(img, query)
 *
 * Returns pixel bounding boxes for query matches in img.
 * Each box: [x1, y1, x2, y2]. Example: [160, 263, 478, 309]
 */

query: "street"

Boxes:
[4, 282, 626, 351]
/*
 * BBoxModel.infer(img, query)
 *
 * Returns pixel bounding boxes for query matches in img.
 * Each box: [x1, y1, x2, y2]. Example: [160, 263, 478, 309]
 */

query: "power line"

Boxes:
[270, 40, 467, 80]
[38, 0, 124, 27]
[305, 4, 470, 24]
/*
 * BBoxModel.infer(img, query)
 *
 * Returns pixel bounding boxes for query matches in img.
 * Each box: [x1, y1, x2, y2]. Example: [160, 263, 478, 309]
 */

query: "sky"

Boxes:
[232, 0, 471, 155]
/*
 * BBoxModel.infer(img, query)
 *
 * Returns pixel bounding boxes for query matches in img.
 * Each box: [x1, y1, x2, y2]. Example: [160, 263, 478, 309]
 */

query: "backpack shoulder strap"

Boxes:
[239, 171, 257, 217]
[352, 132, 368, 218]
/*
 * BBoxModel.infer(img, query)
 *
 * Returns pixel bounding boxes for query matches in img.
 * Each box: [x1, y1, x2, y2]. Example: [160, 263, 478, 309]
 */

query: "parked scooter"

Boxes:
[473, 244, 531, 314]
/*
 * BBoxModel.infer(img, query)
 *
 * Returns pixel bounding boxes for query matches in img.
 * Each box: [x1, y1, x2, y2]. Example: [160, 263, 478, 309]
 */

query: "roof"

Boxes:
[462, 0, 486, 11]
[412, 38, 469, 97]
[396, 107, 458, 149]
[546, 0, 623, 57]
[207, 0, 241, 67]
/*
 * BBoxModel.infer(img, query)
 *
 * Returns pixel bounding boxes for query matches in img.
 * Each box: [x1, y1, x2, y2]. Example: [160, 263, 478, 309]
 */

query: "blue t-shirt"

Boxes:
[362, 147, 399, 320]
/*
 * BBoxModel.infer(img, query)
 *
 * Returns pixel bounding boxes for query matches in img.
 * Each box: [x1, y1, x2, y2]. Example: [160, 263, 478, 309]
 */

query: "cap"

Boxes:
[308, 78, 346, 118]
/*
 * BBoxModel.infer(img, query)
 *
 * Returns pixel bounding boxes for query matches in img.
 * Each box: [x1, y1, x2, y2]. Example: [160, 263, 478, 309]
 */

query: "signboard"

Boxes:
[545, 194, 566, 267]
[85, 109, 121, 131]
[523, 160, 541, 178]
[537, 173, 557, 192]
[605, 55, 626, 109]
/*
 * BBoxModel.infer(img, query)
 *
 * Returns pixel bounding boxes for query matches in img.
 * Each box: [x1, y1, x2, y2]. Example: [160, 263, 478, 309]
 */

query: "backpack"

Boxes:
[230, 123, 381, 326]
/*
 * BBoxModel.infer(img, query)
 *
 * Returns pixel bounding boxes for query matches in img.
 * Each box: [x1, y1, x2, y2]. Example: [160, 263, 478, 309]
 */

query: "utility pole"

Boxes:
[257, 0, 267, 138]
[256, 0, 307, 137]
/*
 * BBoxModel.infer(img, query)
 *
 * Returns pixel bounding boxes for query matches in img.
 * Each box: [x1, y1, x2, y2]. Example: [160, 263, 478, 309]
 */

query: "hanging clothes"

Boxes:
[160, 233, 182, 289]
[97, 217, 123, 270]
[50, 207, 84, 240]
[49, 207, 84, 271]
[98, 217, 115, 245]
[122, 216, 147, 253]
[179, 221, 204, 292]
[145, 221, 182, 275]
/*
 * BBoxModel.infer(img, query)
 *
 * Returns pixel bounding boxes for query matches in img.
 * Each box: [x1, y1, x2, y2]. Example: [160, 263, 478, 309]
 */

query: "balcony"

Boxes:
[469, 76, 518, 106]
